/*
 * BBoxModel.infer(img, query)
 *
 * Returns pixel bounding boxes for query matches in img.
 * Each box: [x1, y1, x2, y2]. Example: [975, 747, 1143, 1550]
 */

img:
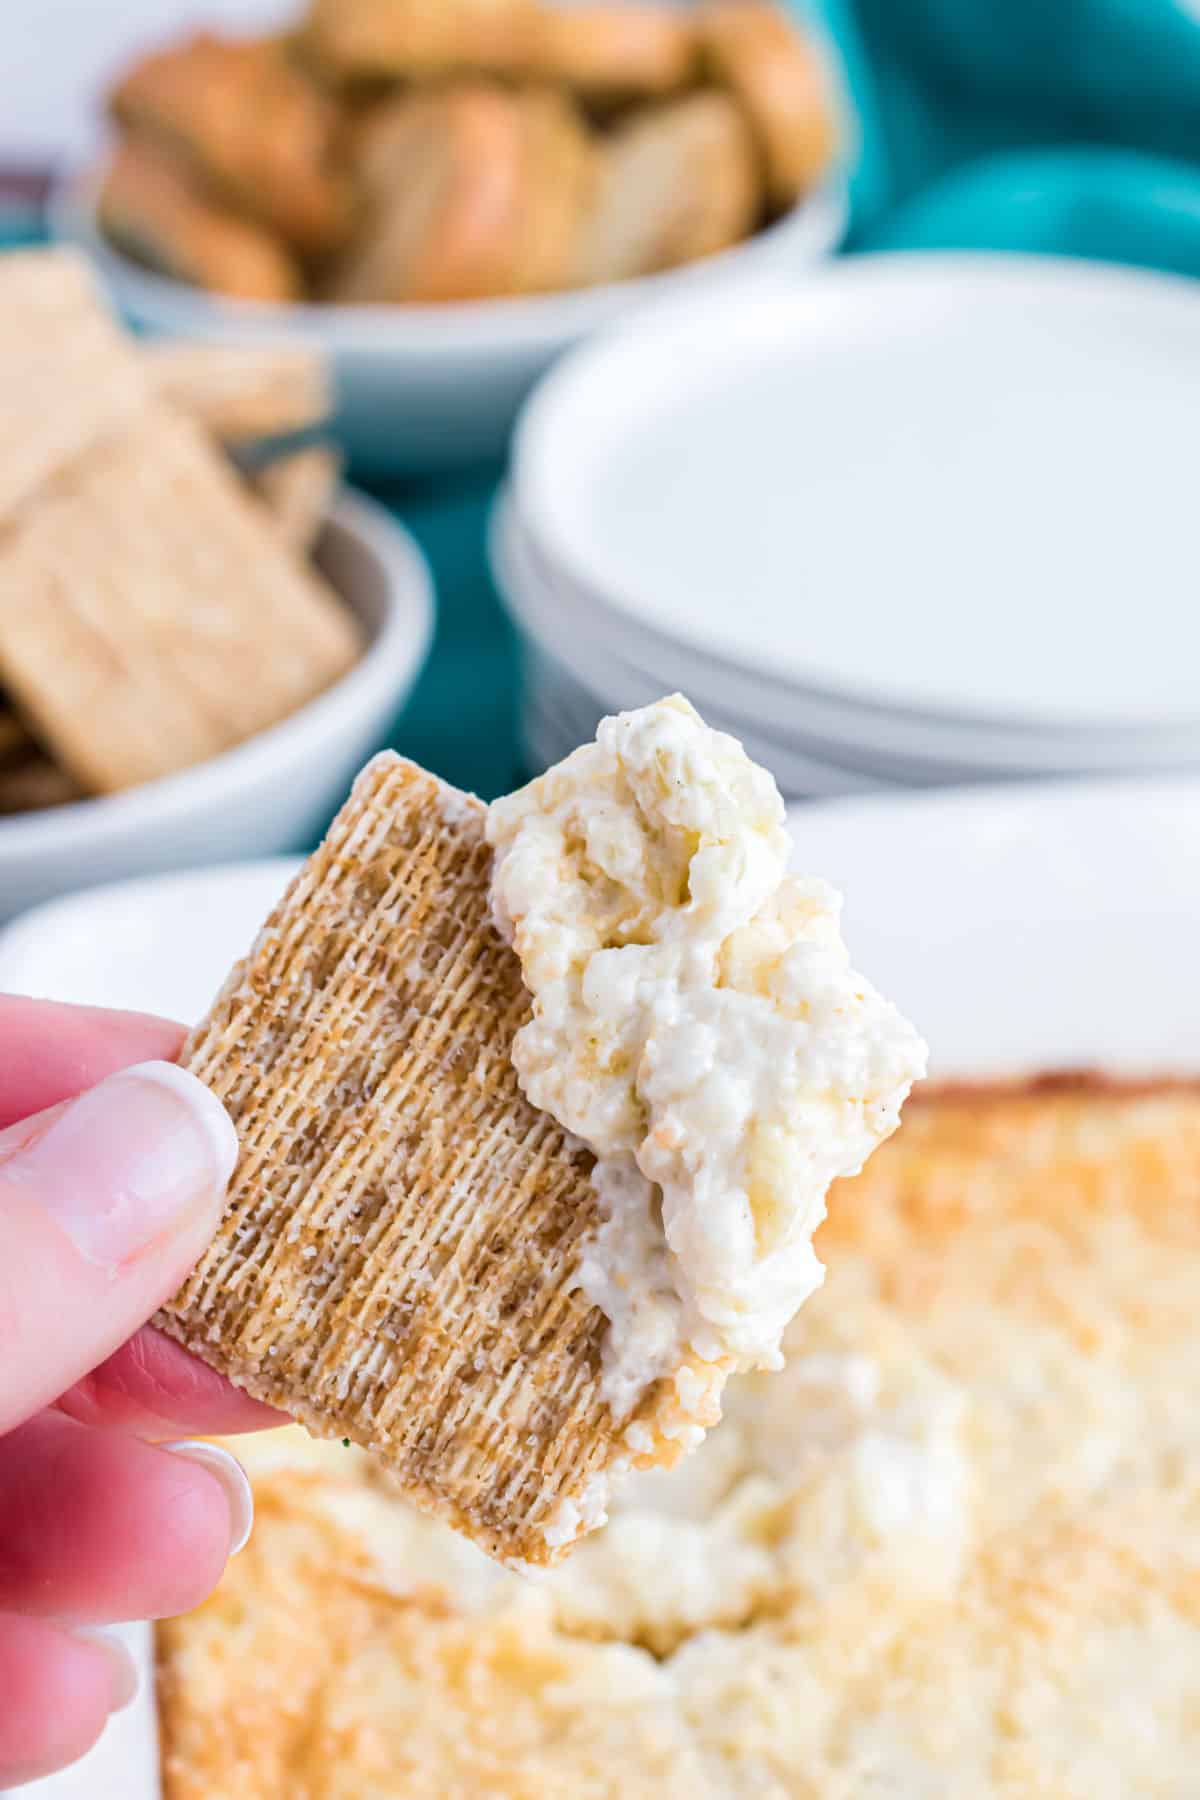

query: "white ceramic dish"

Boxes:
[0, 490, 432, 924]
[520, 680, 884, 798]
[512, 254, 1200, 758]
[494, 487, 896, 797]
[0, 858, 300, 1021]
[5, 773, 1200, 1796]
[49, 166, 846, 474]
[509, 490, 1200, 779]
[517, 615, 890, 798]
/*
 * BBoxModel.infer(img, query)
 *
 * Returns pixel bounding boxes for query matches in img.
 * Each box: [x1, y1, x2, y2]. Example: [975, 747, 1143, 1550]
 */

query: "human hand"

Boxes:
[0, 996, 281, 1786]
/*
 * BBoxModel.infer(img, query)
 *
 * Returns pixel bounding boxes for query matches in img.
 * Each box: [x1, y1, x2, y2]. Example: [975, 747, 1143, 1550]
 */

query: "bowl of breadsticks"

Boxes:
[51, 0, 848, 472]
[0, 249, 433, 923]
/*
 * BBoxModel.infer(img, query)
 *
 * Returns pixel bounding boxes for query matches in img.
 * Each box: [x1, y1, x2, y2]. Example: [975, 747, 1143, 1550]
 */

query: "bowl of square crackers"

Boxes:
[50, 0, 848, 472]
[0, 249, 433, 925]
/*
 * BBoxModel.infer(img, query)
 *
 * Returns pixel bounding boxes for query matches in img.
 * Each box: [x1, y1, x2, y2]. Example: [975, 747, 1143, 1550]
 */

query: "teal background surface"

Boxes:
[6, 0, 1200, 806]
[372, 467, 522, 802]
[824, 0, 1200, 275]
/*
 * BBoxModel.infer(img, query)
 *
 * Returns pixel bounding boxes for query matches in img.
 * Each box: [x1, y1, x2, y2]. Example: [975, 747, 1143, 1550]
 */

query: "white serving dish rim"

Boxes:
[493, 493, 894, 794]
[492, 485, 1200, 778]
[49, 162, 849, 355]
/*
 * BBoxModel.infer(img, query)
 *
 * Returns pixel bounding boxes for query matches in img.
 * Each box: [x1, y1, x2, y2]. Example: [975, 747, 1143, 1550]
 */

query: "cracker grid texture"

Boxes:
[158, 754, 723, 1564]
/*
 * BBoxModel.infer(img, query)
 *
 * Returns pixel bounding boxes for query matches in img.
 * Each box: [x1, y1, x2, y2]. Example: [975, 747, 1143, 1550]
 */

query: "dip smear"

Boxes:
[488, 695, 927, 1419]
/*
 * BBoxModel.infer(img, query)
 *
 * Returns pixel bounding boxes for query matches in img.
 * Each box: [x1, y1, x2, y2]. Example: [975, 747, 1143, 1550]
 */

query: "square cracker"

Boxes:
[0, 405, 360, 794]
[157, 753, 726, 1566]
[0, 249, 149, 522]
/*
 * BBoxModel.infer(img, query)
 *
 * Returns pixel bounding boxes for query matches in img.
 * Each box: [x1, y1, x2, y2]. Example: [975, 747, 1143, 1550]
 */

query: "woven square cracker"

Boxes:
[0, 405, 359, 795]
[0, 249, 149, 523]
[157, 753, 727, 1566]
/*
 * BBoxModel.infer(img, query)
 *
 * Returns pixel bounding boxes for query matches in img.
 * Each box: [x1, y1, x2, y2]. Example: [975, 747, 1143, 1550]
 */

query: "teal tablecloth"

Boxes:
[830, 0, 1200, 272]
[371, 466, 520, 802]
[9, 0, 1200, 812]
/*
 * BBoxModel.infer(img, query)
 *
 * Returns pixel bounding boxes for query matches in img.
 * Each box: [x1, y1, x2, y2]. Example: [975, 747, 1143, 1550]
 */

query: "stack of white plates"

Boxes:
[495, 255, 1200, 796]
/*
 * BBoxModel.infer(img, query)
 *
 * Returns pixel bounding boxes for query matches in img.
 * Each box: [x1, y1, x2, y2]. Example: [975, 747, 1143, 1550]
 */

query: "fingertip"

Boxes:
[0, 1617, 118, 1786]
[0, 1416, 248, 1623]
[0, 1059, 243, 1431]
[162, 1440, 254, 1558]
[119, 1063, 240, 1192]
[139, 1447, 241, 1616]
[72, 1627, 140, 1714]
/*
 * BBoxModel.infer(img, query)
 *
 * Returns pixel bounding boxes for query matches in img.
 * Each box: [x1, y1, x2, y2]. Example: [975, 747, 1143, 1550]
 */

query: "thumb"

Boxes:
[0, 1062, 237, 1435]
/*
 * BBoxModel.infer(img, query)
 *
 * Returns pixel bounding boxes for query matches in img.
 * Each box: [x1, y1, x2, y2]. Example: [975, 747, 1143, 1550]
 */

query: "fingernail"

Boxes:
[162, 1440, 254, 1556]
[1, 1062, 238, 1273]
[73, 1627, 140, 1714]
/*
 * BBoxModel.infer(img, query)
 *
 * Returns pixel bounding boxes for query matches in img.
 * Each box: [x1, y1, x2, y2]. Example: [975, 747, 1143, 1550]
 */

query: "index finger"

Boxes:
[0, 995, 185, 1129]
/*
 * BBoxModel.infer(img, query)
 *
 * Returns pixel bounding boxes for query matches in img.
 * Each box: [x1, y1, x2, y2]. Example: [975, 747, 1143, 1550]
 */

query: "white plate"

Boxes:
[518, 629, 888, 798]
[6, 774, 1200, 1794]
[501, 476, 1200, 778]
[0, 491, 432, 924]
[514, 255, 1200, 736]
[51, 168, 846, 475]
[0, 860, 300, 1020]
[495, 494, 891, 798]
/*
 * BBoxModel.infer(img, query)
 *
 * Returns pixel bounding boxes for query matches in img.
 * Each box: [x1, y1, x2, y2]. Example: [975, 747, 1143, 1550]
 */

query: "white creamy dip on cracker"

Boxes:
[487, 695, 926, 1419]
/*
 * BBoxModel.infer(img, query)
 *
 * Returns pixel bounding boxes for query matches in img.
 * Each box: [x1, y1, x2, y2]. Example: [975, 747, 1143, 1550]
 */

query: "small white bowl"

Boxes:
[0, 488, 433, 925]
[49, 165, 846, 474]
